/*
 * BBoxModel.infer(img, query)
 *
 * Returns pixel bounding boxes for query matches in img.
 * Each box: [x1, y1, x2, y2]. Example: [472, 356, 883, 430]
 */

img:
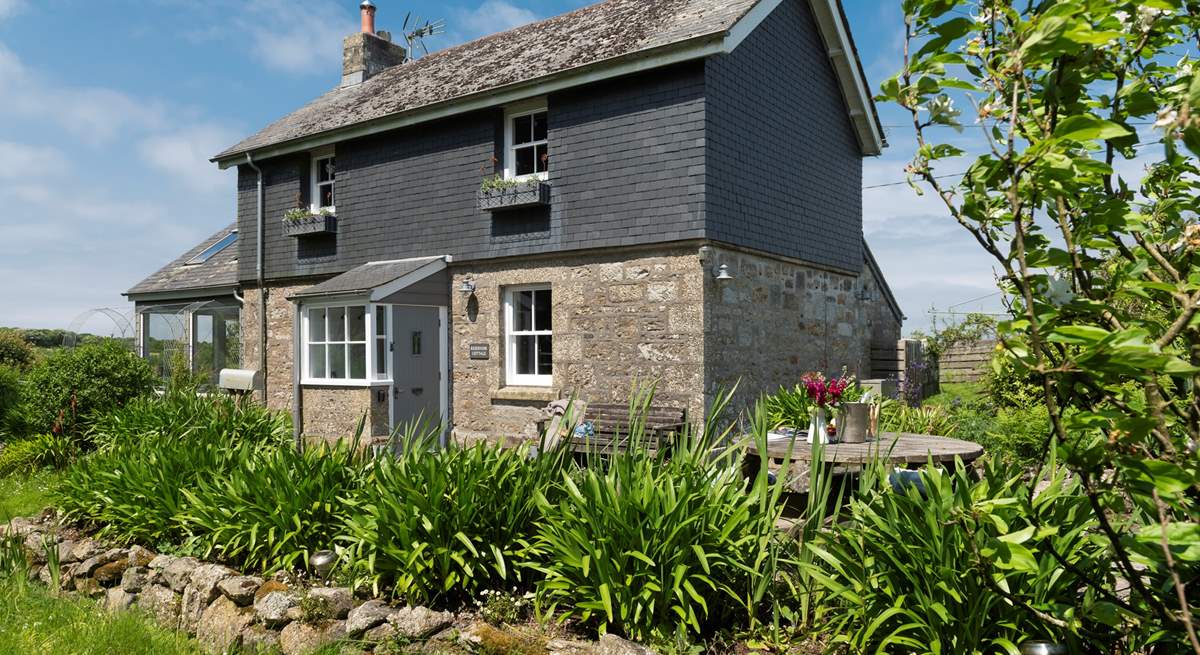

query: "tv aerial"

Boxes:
[402, 12, 446, 62]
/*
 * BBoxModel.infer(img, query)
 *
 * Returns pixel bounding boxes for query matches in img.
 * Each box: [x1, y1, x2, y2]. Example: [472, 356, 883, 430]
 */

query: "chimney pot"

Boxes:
[361, 0, 376, 35]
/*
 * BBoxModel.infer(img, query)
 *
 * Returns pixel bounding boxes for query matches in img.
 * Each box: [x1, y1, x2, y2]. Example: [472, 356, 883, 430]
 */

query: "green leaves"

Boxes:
[810, 460, 1113, 651]
[533, 408, 781, 643]
[1052, 116, 1133, 143]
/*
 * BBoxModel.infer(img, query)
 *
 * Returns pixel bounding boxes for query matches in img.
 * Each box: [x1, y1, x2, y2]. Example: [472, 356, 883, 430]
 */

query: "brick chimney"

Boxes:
[342, 1, 407, 87]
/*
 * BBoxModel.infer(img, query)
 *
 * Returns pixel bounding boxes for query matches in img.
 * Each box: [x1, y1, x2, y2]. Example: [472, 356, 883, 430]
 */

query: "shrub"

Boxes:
[0, 365, 20, 430]
[983, 351, 1043, 409]
[342, 425, 571, 605]
[879, 399, 959, 436]
[980, 405, 1052, 466]
[56, 393, 292, 546]
[808, 458, 1117, 652]
[180, 438, 366, 573]
[20, 342, 156, 436]
[86, 390, 290, 453]
[0, 330, 34, 371]
[0, 434, 78, 476]
[763, 384, 812, 430]
[532, 399, 785, 644]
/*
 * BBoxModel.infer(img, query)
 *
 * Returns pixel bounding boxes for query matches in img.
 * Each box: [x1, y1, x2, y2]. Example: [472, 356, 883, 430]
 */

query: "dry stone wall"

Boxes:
[1, 513, 656, 655]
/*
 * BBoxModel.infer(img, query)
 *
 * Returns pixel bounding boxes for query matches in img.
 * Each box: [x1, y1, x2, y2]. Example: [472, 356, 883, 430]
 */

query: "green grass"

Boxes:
[924, 381, 986, 408]
[0, 471, 59, 522]
[0, 574, 202, 655]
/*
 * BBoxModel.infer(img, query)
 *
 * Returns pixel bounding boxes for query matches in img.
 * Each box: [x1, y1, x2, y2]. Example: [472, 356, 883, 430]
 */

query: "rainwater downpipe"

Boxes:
[245, 154, 268, 405]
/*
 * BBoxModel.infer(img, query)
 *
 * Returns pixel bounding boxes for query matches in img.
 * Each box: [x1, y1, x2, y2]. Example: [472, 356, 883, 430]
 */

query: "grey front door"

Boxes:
[391, 306, 442, 431]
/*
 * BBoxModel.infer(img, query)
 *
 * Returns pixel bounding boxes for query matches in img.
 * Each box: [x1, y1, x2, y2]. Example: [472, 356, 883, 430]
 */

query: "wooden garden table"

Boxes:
[745, 432, 985, 470]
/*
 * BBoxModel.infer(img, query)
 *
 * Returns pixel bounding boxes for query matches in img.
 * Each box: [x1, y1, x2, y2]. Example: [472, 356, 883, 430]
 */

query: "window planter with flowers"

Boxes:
[283, 208, 338, 238]
[477, 175, 551, 212]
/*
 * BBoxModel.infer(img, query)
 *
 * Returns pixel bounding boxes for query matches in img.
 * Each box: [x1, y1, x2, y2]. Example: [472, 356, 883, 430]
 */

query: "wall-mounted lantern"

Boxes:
[458, 280, 477, 296]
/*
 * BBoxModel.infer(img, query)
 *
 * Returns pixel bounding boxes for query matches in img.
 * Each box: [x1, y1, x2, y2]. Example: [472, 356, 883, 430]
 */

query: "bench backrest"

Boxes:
[572, 403, 687, 453]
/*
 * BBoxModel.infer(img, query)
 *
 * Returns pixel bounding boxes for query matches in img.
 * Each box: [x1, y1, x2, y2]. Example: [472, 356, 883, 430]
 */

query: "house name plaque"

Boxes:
[469, 344, 490, 360]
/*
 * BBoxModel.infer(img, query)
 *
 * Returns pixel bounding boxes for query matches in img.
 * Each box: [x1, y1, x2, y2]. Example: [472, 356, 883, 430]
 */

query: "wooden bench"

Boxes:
[540, 403, 688, 455]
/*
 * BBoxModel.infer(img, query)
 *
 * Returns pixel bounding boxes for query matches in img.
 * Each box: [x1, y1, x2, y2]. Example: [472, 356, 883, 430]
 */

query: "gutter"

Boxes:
[245, 153, 269, 406]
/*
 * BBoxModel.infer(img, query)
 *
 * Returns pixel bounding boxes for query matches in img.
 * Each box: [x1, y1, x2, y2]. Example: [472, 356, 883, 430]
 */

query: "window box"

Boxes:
[478, 181, 551, 212]
[284, 213, 338, 238]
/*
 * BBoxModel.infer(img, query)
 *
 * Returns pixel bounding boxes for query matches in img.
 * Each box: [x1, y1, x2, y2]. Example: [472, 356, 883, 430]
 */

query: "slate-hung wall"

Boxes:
[235, 63, 710, 284]
[705, 0, 864, 273]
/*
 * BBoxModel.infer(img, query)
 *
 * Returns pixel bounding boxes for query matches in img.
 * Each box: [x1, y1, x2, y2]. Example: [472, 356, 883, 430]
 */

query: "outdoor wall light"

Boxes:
[714, 264, 734, 282]
[458, 280, 477, 296]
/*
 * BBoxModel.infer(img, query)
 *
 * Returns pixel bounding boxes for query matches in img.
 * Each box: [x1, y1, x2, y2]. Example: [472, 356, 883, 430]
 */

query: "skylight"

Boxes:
[186, 231, 237, 266]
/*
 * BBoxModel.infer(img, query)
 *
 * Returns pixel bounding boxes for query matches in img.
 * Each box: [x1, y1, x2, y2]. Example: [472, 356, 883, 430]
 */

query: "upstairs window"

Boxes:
[505, 105, 548, 179]
[311, 148, 336, 213]
[504, 285, 553, 387]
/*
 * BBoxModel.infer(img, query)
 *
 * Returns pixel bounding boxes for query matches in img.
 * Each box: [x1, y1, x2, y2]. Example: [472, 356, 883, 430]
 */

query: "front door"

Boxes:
[391, 306, 443, 434]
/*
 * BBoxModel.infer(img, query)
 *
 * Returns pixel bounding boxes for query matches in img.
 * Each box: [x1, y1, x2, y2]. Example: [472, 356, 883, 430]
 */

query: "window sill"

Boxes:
[492, 386, 559, 403]
[301, 379, 390, 388]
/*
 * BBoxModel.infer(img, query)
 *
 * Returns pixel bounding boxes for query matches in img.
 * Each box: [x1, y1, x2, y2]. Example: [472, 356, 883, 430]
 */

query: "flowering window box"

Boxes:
[477, 180, 551, 212]
[283, 213, 338, 238]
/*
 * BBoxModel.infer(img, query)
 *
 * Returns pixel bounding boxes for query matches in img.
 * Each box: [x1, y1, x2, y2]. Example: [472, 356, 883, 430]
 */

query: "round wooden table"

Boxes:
[746, 431, 985, 467]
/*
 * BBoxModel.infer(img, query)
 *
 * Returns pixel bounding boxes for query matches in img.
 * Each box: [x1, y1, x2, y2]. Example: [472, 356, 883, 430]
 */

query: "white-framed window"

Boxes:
[504, 103, 548, 180]
[303, 303, 384, 385]
[504, 285, 553, 387]
[310, 147, 336, 214]
[373, 305, 390, 382]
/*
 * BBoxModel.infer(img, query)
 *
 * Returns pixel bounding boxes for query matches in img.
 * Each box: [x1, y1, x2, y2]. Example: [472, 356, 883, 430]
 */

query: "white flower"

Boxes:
[1137, 6, 1169, 29]
[1044, 276, 1075, 307]
[1155, 107, 1179, 129]
[972, 8, 997, 23]
[1174, 57, 1194, 81]
[1114, 11, 1131, 29]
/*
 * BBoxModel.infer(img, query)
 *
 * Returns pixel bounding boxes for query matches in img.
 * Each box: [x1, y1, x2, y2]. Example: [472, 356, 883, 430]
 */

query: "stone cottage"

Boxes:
[126, 0, 903, 444]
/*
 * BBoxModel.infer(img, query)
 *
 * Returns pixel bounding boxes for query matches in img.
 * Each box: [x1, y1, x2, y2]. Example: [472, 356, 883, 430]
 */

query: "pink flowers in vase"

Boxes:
[801, 372, 853, 410]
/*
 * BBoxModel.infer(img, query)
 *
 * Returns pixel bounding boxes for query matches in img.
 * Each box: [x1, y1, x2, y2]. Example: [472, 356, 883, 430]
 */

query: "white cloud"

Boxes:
[0, 141, 68, 178]
[0, 43, 236, 330]
[138, 124, 239, 192]
[450, 1, 539, 43]
[0, 0, 24, 21]
[0, 42, 169, 145]
[242, 0, 356, 75]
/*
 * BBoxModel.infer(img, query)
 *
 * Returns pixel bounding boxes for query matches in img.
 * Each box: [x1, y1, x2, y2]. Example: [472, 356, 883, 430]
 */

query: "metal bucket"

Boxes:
[839, 402, 870, 443]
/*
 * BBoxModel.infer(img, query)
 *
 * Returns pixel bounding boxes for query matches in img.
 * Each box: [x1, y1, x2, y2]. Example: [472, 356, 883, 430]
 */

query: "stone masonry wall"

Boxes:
[449, 246, 706, 444]
[703, 245, 902, 413]
[241, 284, 305, 413]
[301, 386, 389, 444]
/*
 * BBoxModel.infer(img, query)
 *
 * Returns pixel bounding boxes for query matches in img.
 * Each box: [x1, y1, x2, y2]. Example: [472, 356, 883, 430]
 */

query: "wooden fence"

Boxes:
[870, 339, 939, 401]
[939, 339, 996, 383]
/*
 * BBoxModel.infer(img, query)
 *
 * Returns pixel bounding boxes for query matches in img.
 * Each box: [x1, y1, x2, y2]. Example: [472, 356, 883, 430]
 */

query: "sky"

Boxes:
[0, 0, 1006, 337]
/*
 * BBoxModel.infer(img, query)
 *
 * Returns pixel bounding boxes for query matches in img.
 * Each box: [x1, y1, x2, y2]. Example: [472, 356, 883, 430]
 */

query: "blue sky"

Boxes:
[0, 0, 1003, 336]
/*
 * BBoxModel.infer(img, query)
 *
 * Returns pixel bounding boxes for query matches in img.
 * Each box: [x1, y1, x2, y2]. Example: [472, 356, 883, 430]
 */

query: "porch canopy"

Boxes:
[288, 256, 451, 305]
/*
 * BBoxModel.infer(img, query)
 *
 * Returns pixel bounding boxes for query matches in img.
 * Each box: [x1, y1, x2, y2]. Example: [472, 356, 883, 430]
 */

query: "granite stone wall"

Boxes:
[702, 245, 902, 413]
[448, 246, 707, 444]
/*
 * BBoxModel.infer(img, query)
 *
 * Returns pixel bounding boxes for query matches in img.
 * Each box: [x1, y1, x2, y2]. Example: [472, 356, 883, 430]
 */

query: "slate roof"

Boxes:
[289, 257, 445, 299]
[125, 223, 239, 298]
[214, 0, 759, 161]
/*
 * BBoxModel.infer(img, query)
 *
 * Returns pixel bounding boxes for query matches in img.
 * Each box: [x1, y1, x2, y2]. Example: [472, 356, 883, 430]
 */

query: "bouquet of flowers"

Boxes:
[801, 372, 853, 409]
